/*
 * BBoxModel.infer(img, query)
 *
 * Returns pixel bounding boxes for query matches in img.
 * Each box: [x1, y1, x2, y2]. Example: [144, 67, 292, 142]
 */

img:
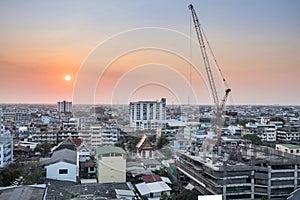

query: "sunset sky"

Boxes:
[1, 0, 299, 105]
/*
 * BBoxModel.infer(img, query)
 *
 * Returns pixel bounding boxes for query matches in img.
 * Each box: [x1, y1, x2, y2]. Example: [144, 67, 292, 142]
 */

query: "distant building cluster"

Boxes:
[0, 101, 300, 199]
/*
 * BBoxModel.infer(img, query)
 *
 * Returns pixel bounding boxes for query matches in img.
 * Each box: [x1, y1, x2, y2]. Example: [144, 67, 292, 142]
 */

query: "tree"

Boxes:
[0, 163, 22, 186]
[22, 163, 44, 185]
[175, 189, 199, 200]
[34, 143, 52, 157]
[261, 195, 268, 200]
[126, 136, 140, 152]
[153, 168, 167, 177]
[242, 134, 262, 145]
[157, 136, 167, 149]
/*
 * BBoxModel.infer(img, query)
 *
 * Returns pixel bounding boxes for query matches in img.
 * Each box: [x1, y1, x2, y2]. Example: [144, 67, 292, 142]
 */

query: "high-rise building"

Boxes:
[0, 136, 13, 168]
[129, 98, 166, 130]
[0, 108, 3, 134]
[57, 101, 72, 113]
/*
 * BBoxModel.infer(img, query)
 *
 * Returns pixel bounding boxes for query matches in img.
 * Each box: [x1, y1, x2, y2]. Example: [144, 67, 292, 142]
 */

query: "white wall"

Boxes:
[46, 161, 77, 182]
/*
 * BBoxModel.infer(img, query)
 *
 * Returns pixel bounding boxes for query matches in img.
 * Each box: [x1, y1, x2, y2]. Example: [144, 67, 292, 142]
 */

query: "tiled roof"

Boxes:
[142, 174, 162, 183]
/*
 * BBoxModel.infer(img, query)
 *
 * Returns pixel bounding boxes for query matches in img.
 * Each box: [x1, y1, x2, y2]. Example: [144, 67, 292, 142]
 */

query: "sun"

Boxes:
[65, 75, 71, 81]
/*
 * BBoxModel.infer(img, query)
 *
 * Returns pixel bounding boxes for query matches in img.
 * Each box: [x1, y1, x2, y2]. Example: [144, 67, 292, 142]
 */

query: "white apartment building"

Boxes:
[129, 98, 166, 130]
[244, 123, 277, 142]
[89, 126, 119, 148]
[57, 101, 72, 113]
[0, 136, 13, 168]
[277, 126, 300, 142]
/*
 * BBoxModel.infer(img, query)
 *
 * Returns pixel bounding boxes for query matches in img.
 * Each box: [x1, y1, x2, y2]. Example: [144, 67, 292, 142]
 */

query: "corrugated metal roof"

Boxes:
[40, 148, 77, 166]
[135, 181, 171, 196]
[115, 189, 135, 196]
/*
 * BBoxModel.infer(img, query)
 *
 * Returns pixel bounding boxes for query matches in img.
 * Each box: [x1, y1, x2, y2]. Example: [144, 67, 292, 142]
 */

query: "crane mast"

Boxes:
[188, 4, 231, 144]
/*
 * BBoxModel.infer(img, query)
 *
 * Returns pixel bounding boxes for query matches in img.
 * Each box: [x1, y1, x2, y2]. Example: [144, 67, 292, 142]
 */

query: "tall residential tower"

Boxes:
[129, 98, 166, 130]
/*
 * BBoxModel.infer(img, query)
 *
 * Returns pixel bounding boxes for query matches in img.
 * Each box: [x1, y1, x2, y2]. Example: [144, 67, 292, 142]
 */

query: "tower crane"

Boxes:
[188, 4, 231, 145]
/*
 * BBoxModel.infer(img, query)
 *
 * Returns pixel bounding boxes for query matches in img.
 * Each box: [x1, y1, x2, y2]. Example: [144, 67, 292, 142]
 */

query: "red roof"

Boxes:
[14, 144, 31, 152]
[142, 174, 162, 183]
[84, 160, 96, 168]
[66, 136, 83, 148]
[71, 138, 83, 147]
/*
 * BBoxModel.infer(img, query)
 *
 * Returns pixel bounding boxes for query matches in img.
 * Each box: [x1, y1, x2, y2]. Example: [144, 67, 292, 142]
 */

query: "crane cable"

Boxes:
[200, 24, 229, 90]
[200, 23, 236, 107]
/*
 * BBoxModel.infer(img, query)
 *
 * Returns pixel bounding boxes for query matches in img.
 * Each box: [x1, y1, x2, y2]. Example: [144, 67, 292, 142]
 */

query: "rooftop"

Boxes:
[135, 181, 171, 196]
[142, 174, 162, 183]
[0, 184, 46, 200]
[279, 144, 300, 149]
[40, 148, 77, 166]
[96, 146, 126, 155]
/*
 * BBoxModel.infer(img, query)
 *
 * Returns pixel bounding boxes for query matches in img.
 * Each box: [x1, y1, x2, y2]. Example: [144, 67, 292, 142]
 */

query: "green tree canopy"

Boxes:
[157, 136, 167, 149]
[242, 134, 262, 145]
[34, 143, 52, 157]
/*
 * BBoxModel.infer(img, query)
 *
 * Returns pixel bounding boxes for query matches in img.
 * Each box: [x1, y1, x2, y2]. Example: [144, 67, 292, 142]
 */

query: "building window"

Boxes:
[291, 150, 294, 154]
[297, 150, 300, 154]
[59, 169, 68, 174]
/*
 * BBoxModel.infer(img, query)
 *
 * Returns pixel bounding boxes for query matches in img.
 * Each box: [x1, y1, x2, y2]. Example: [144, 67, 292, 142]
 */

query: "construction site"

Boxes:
[176, 139, 300, 200]
[173, 4, 300, 200]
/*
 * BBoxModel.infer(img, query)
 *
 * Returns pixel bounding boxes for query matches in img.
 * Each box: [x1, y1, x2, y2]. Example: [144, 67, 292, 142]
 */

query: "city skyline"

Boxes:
[1, 1, 299, 105]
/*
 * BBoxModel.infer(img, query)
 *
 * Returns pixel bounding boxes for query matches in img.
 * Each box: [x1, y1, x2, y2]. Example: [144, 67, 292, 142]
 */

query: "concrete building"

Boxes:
[29, 129, 58, 144]
[96, 146, 126, 183]
[244, 123, 276, 142]
[276, 144, 300, 155]
[0, 136, 13, 168]
[57, 101, 72, 113]
[0, 108, 4, 134]
[177, 140, 300, 200]
[90, 126, 119, 148]
[129, 98, 166, 130]
[277, 126, 300, 142]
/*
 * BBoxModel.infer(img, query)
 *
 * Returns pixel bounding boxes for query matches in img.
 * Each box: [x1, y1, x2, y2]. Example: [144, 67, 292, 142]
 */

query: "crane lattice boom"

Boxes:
[188, 4, 231, 144]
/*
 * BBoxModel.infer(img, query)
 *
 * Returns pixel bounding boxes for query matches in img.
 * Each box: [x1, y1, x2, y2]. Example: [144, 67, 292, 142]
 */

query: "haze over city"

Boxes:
[1, 0, 299, 105]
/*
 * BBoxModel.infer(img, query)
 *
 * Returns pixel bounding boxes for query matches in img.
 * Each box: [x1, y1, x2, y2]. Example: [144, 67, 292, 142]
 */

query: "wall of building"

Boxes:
[46, 161, 77, 182]
[97, 155, 126, 183]
[0, 136, 13, 168]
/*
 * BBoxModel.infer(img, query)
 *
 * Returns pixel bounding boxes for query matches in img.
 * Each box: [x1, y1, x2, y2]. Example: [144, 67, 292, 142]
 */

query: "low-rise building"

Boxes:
[244, 122, 276, 142]
[96, 146, 126, 183]
[41, 148, 78, 182]
[276, 144, 300, 155]
[135, 181, 171, 200]
[136, 135, 155, 159]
